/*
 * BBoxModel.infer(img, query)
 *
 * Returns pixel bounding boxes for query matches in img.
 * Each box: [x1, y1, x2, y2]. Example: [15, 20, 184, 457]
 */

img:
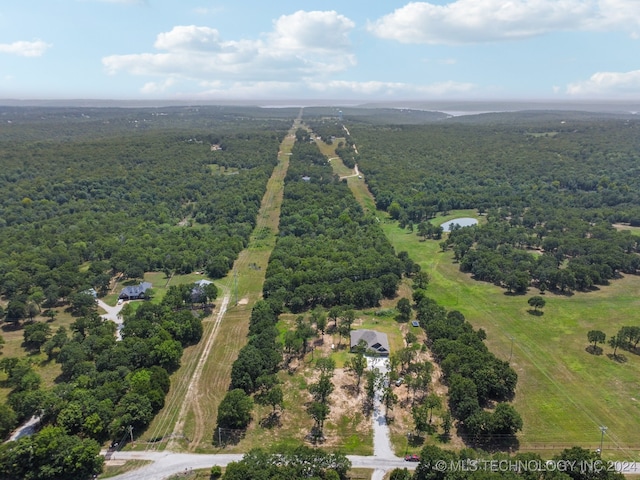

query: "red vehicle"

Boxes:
[405, 454, 420, 462]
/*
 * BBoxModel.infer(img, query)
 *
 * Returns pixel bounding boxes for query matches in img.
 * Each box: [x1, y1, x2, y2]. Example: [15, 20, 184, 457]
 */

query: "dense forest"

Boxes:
[0, 107, 293, 321]
[263, 128, 410, 312]
[3, 105, 637, 478]
[347, 113, 640, 293]
[0, 106, 294, 477]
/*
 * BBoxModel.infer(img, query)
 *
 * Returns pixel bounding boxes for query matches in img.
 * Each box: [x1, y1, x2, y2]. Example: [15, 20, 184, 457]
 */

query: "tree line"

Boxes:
[263, 129, 411, 312]
[0, 284, 210, 478]
[412, 287, 522, 446]
[346, 115, 640, 294]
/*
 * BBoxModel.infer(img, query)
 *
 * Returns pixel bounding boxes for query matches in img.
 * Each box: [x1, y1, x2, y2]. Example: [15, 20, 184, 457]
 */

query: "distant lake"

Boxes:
[441, 217, 478, 231]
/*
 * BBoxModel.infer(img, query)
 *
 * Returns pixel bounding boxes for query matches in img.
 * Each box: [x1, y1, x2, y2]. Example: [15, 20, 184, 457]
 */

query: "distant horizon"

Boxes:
[2, 2, 640, 101]
[1, 97, 640, 115]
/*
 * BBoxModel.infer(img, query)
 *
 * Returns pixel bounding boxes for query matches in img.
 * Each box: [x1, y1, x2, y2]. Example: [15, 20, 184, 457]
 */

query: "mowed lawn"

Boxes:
[382, 215, 640, 455]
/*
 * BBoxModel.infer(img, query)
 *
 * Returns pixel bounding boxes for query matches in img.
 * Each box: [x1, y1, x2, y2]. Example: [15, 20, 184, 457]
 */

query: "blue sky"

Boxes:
[1, 0, 640, 101]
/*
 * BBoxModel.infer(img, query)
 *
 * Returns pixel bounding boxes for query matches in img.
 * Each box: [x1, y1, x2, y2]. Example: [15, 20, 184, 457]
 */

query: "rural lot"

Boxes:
[1, 105, 639, 480]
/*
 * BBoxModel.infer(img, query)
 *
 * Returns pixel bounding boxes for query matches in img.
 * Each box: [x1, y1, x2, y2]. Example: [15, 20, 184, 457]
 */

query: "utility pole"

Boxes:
[599, 425, 607, 455]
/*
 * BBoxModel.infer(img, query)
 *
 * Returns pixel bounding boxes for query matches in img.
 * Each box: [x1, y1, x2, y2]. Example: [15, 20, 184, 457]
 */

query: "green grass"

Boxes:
[0, 308, 80, 401]
[98, 460, 152, 479]
[381, 213, 640, 455]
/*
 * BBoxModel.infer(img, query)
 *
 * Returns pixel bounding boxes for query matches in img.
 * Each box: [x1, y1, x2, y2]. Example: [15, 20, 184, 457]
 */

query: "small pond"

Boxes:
[440, 217, 478, 231]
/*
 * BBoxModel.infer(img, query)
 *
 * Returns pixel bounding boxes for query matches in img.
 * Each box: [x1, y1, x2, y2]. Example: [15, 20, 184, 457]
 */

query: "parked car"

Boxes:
[405, 454, 420, 462]
[395, 377, 404, 387]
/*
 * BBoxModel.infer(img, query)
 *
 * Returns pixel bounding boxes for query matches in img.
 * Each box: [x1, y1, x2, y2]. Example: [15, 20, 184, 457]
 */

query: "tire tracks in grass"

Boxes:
[175, 114, 300, 451]
[168, 293, 230, 451]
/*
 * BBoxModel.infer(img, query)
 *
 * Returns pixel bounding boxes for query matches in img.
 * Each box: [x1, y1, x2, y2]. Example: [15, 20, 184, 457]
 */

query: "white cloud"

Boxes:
[567, 70, 640, 96]
[270, 10, 354, 52]
[102, 10, 356, 92]
[154, 26, 222, 52]
[0, 39, 51, 57]
[368, 0, 640, 44]
[141, 77, 177, 94]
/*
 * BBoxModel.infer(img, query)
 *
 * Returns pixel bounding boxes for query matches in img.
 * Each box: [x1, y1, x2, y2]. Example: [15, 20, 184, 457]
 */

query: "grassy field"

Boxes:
[0, 308, 78, 404]
[136, 118, 301, 453]
[381, 217, 640, 458]
[320, 135, 640, 458]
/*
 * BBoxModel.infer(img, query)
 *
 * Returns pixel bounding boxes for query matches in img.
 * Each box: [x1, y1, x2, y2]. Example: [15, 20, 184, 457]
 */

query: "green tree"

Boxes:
[0, 425, 103, 480]
[344, 350, 367, 392]
[527, 295, 546, 312]
[364, 368, 381, 413]
[440, 411, 452, 439]
[609, 331, 625, 358]
[311, 307, 327, 338]
[23, 322, 52, 351]
[382, 386, 398, 418]
[5, 300, 26, 325]
[68, 292, 97, 317]
[413, 271, 430, 290]
[151, 338, 183, 372]
[414, 444, 456, 480]
[390, 468, 412, 480]
[210, 465, 222, 479]
[396, 297, 412, 322]
[307, 401, 330, 433]
[620, 325, 640, 350]
[295, 316, 315, 355]
[587, 329, 606, 352]
[555, 446, 625, 479]
[490, 402, 523, 436]
[0, 403, 17, 439]
[203, 282, 219, 304]
[417, 221, 429, 241]
[328, 306, 342, 329]
[424, 393, 442, 423]
[110, 392, 153, 437]
[217, 389, 254, 430]
[412, 402, 430, 436]
[255, 381, 284, 414]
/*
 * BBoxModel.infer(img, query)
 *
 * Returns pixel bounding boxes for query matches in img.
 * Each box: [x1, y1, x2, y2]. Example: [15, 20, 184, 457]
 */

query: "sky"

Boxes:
[1, 0, 640, 102]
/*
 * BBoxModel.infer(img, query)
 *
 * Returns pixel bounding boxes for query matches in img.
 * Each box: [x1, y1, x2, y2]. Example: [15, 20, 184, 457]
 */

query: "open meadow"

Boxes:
[382, 215, 640, 458]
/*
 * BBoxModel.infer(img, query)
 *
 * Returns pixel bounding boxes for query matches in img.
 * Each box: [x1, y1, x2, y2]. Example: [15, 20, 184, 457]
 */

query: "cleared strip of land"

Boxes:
[137, 115, 300, 452]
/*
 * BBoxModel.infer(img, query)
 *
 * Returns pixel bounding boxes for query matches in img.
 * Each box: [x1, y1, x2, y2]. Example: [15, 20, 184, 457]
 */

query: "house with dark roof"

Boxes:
[350, 329, 390, 357]
[118, 282, 152, 300]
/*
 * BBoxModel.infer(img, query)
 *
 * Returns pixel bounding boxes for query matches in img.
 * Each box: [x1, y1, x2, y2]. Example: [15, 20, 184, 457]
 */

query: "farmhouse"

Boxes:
[350, 329, 390, 357]
[191, 279, 213, 302]
[118, 282, 152, 300]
